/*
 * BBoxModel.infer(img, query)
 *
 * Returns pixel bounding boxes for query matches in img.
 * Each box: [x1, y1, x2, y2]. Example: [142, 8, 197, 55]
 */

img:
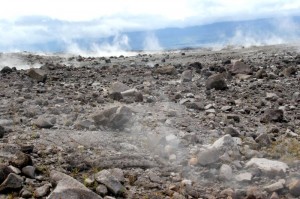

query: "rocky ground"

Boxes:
[0, 44, 299, 199]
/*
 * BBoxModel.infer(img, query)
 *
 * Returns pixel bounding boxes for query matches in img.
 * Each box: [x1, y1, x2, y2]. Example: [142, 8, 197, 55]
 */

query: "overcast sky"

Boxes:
[1, 0, 300, 25]
[0, 0, 300, 52]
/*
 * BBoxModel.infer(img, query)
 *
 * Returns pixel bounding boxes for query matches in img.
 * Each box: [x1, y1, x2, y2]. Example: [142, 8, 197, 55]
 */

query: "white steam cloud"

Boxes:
[200, 16, 300, 50]
[143, 33, 163, 52]
[0, 53, 42, 70]
[65, 34, 137, 57]
[227, 17, 300, 48]
[228, 30, 285, 47]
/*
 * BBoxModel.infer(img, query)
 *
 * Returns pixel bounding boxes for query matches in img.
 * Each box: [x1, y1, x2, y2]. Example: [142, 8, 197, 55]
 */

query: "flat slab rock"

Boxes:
[91, 106, 133, 129]
[246, 158, 289, 174]
[235, 172, 253, 182]
[92, 154, 160, 169]
[33, 117, 54, 129]
[110, 81, 131, 93]
[47, 170, 102, 199]
[210, 134, 239, 151]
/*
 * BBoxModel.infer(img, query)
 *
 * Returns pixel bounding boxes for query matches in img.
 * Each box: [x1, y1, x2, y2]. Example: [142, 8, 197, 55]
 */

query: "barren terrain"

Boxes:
[0, 45, 300, 199]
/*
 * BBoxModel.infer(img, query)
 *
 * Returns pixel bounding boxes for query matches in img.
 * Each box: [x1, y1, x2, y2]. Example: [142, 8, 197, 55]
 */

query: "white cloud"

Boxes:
[0, 0, 299, 24]
[0, 0, 194, 22]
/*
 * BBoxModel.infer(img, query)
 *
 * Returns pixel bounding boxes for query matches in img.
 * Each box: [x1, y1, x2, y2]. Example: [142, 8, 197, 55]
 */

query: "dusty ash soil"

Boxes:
[0, 44, 299, 199]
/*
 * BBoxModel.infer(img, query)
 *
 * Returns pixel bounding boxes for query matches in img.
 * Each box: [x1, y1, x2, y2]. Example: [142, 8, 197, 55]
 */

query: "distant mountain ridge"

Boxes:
[124, 16, 300, 50]
[1, 16, 300, 52]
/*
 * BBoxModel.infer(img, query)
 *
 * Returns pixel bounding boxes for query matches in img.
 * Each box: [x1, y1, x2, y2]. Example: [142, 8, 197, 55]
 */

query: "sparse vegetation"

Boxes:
[142, 192, 165, 199]
[7, 193, 16, 199]
[36, 164, 51, 177]
[91, 167, 101, 174]
[266, 137, 300, 162]
[128, 174, 137, 186]
[70, 168, 80, 178]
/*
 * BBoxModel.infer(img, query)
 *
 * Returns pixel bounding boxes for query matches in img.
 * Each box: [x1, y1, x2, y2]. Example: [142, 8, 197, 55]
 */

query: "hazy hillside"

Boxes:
[125, 16, 300, 50]
[1, 16, 300, 52]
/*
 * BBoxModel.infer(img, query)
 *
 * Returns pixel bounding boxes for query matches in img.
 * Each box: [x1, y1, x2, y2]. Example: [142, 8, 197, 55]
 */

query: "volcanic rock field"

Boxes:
[0, 44, 300, 198]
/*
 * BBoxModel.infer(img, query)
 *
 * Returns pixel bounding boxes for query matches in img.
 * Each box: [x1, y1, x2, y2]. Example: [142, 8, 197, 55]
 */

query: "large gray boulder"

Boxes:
[95, 169, 126, 196]
[228, 60, 252, 75]
[246, 158, 289, 176]
[210, 134, 240, 152]
[22, 166, 36, 178]
[110, 82, 130, 93]
[181, 70, 193, 82]
[27, 68, 47, 83]
[155, 65, 176, 75]
[289, 179, 300, 197]
[47, 170, 102, 199]
[34, 184, 51, 198]
[197, 147, 220, 166]
[0, 164, 12, 184]
[91, 106, 133, 129]
[0, 173, 23, 191]
[197, 134, 241, 166]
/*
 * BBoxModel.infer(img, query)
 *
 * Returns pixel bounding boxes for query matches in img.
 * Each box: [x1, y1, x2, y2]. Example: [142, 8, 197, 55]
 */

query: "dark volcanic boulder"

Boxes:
[109, 92, 123, 101]
[135, 92, 144, 102]
[260, 109, 284, 123]
[1, 66, 13, 74]
[27, 68, 47, 83]
[224, 127, 240, 137]
[0, 125, 5, 138]
[0, 173, 23, 192]
[189, 62, 202, 73]
[205, 74, 227, 90]
[0, 164, 12, 184]
[91, 106, 133, 129]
